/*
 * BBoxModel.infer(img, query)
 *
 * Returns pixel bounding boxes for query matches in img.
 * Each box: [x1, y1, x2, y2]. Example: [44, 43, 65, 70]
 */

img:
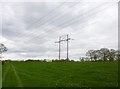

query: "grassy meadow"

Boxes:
[2, 61, 118, 87]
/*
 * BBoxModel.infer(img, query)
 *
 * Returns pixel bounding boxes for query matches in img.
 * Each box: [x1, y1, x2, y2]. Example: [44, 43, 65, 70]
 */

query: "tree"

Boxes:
[86, 50, 101, 61]
[115, 50, 120, 61]
[86, 50, 95, 61]
[0, 43, 7, 58]
[80, 57, 85, 62]
[108, 49, 116, 61]
[99, 48, 109, 61]
[86, 48, 118, 62]
[93, 50, 101, 61]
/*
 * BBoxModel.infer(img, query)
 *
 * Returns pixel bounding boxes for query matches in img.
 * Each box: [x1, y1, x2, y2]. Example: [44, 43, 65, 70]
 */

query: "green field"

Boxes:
[2, 61, 118, 87]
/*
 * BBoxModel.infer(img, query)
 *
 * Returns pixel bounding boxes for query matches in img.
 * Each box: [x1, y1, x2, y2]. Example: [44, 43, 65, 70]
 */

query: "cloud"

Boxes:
[1, 1, 118, 60]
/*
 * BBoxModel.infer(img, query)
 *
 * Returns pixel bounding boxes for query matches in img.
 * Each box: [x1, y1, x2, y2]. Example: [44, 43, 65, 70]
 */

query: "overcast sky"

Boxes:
[0, 1, 118, 60]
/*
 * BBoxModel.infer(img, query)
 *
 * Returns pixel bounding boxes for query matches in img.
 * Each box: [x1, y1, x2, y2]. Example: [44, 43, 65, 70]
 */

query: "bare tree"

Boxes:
[0, 43, 7, 58]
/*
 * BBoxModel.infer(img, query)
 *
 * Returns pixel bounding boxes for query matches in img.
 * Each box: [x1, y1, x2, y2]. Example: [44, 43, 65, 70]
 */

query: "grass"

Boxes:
[0, 64, 2, 88]
[2, 61, 118, 87]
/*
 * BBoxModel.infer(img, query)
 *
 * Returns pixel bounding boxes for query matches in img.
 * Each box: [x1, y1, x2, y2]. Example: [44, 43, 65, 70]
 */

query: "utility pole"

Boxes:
[55, 34, 73, 60]
[55, 37, 61, 60]
[66, 34, 73, 60]
[58, 37, 61, 60]
[66, 34, 69, 60]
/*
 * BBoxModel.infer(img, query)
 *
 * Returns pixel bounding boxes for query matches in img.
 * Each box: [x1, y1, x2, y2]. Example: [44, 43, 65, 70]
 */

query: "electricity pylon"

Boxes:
[55, 34, 73, 60]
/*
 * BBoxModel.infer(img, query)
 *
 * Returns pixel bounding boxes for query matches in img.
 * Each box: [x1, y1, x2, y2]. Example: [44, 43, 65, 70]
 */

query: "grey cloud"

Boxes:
[2, 2, 118, 60]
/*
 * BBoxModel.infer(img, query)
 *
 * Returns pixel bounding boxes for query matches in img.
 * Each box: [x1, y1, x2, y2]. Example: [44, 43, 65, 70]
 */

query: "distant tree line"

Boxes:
[25, 59, 47, 62]
[2, 59, 75, 63]
[25, 59, 75, 62]
[52, 59, 74, 62]
[0, 44, 119, 63]
[83, 48, 120, 62]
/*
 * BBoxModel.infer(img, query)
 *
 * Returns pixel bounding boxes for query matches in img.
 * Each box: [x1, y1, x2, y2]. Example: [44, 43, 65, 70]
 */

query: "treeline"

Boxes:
[80, 48, 120, 62]
[25, 59, 75, 62]
[1, 59, 75, 64]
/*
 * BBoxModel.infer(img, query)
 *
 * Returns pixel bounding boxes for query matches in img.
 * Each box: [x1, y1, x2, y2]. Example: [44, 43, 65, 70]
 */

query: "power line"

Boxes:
[12, 2, 67, 41]
[6, 2, 112, 51]
[7, 2, 104, 42]
[7, 2, 79, 40]
[28, 2, 79, 30]
[12, 2, 78, 41]
[24, 2, 112, 43]
[17, 2, 107, 43]
[4, 2, 114, 49]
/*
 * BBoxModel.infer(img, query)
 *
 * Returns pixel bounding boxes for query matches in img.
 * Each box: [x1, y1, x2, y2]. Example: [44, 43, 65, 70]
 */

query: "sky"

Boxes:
[0, 0, 118, 60]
